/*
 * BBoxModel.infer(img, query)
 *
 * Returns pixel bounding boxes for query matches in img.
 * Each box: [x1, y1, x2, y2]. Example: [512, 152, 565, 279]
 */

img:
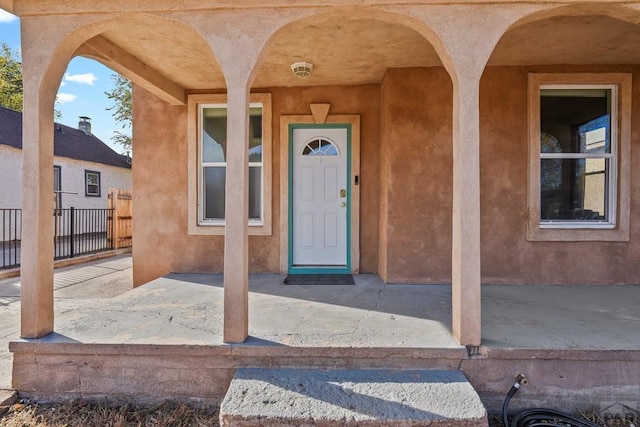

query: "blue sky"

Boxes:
[0, 9, 130, 154]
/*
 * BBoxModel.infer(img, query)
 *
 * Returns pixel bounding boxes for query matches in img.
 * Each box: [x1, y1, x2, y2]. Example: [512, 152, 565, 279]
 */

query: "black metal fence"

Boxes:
[1, 209, 21, 270]
[0, 208, 115, 270]
[53, 208, 115, 260]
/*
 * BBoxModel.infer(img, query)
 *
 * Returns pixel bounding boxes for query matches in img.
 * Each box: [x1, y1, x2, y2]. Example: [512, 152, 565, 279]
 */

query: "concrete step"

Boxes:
[0, 389, 17, 406]
[220, 368, 488, 426]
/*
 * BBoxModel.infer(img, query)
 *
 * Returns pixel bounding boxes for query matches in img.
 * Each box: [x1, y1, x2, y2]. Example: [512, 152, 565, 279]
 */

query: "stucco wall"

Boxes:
[479, 66, 640, 285]
[379, 67, 454, 284]
[133, 66, 640, 286]
[132, 85, 380, 286]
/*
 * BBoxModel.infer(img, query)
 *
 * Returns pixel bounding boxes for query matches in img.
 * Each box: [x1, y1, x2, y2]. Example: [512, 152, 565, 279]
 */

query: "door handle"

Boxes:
[340, 189, 346, 198]
[340, 202, 346, 208]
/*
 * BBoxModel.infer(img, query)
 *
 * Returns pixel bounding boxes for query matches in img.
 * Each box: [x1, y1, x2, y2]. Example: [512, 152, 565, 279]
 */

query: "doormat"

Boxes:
[284, 274, 355, 286]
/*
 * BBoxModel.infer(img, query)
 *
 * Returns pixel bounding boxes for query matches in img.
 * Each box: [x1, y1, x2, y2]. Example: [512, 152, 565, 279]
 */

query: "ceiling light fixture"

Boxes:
[291, 62, 313, 79]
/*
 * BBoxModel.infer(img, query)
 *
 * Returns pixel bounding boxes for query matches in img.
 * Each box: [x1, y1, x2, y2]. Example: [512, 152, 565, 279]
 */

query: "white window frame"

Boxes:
[85, 170, 101, 197]
[53, 165, 62, 210]
[187, 93, 272, 236]
[527, 73, 631, 242]
[198, 102, 265, 226]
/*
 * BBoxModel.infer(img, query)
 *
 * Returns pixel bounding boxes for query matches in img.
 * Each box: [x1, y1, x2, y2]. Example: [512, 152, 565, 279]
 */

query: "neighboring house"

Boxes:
[3, 0, 640, 411]
[0, 106, 131, 210]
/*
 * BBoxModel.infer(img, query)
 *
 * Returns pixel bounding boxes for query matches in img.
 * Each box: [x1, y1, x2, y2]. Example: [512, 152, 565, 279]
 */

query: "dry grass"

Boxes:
[3, 400, 638, 427]
[0, 399, 220, 427]
[580, 408, 638, 427]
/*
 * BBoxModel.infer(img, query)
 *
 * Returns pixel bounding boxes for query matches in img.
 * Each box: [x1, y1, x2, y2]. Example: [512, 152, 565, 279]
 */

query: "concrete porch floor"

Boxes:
[5, 257, 640, 410]
[19, 271, 640, 351]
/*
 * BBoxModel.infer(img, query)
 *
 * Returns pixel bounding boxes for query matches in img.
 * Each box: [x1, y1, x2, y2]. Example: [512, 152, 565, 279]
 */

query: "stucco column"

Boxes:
[223, 84, 251, 343]
[188, 9, 306, 343]
[450, 77, 482, 345]
[400, 4, 544, 346]
[19, 27, 58, 338]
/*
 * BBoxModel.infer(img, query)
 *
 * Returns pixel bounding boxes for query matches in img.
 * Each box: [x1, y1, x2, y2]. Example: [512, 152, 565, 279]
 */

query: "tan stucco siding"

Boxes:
[133, 66, 639, 287]
[132, 88, 214, 286]
[480, 66, 640, 285]
[380, 68, 454, 284]
[132, 84, 380, 286]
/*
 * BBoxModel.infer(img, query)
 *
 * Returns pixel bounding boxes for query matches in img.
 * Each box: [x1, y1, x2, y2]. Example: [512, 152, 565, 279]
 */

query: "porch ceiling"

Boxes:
[77, 18, 442, 92]
[253, 18, 442, 88]
[489, 15, 640, 65]
[76, 14, 640, 96]
[98, 21, 224, 90]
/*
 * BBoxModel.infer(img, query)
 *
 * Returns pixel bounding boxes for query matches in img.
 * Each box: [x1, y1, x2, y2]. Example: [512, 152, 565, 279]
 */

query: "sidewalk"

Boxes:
[0, 254, 132, 389]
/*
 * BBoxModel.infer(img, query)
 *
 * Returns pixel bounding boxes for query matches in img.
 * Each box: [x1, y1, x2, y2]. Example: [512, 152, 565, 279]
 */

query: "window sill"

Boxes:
[527, 224, 629, 242]
[197, 222, 265, 227]
[540, 222, 615, 230]
[189, 222, 271, 236]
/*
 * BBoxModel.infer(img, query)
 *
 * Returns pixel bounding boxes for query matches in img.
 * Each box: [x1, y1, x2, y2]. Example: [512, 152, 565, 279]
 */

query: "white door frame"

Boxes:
[280, 106, 360, 274]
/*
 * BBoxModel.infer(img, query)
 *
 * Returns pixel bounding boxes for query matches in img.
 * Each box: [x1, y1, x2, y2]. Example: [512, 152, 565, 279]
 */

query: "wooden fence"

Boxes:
[108, 188, 132, 249]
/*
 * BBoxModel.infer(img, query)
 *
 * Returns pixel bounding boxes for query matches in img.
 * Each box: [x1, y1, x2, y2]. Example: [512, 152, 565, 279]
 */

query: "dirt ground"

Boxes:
[2, 400, 638, 427]
[0, 399, 220, 427]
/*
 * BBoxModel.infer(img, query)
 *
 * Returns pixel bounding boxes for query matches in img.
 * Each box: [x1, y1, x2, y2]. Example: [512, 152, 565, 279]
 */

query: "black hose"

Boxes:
[502, 375, 601, 427]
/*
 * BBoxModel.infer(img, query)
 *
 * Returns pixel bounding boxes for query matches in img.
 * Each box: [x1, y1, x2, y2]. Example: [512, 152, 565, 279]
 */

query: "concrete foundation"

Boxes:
[8, 272, 640, 413]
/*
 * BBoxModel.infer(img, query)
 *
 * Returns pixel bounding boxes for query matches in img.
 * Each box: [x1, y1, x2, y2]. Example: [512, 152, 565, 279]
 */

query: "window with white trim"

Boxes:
[528, 73, 631, 242]
[189, 93, 272, 237]
[85, 170, 101, 197]
[539, 85, 616, 226]
[53, 165, 62, 209]
[198, 103, 264, 224]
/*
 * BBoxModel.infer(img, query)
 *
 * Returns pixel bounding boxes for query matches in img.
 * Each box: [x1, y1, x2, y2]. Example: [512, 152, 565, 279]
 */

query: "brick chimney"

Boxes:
[78, 116, 92, 135]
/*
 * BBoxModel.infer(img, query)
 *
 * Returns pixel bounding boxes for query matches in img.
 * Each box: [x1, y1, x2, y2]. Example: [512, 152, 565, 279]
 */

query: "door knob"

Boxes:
[340, 189, 346, 198]
[340, 202, 346, 208]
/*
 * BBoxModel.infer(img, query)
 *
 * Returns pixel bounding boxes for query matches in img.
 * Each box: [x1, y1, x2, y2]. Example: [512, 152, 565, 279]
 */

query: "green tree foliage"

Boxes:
[0, 43, 23, 111]
[0, 42, 62, 120]
[105, 74, 132, 150]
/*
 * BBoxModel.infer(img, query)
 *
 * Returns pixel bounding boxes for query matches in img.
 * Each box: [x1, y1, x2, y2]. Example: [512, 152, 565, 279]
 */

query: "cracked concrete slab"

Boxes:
[0, 254, 132, 389]
[220, 368, 487, 426]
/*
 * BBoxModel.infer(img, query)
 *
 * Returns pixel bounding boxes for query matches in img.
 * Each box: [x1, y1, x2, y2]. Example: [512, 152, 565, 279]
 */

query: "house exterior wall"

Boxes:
[133, 65, 639, 287]
[379, 67, 454, 284]
[480, 66, 640, 285]
[132, 84, 380, 286]
[0, 145, 22, 207]
[0, 146, 131, 210]
[56, 157, 131, 209]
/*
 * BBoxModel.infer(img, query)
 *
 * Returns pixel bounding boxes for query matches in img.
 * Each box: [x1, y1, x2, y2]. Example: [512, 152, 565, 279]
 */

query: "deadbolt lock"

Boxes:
[340, 189, 346, 198]
[340, 202, 347, 208]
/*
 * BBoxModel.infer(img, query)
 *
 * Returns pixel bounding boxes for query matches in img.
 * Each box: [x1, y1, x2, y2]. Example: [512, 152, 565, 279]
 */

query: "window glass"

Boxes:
[249, 166, 262, 219]
[540, 89, 610, 154]
[249, 107, 263, 162]
[302, 138, 339, 156]
[539, 86, 613, 225]
[202, 107, 227, 163]
[200, 104, 263, 223]
[540, 158, 609, 221]
[53, 166, 62, 210]
[204, 166, 226, 220]
[85, 171, 100, 197]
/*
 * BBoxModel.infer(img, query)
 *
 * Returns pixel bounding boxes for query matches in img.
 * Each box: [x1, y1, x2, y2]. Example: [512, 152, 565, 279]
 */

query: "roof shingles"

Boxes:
[0, 106, 131, 169]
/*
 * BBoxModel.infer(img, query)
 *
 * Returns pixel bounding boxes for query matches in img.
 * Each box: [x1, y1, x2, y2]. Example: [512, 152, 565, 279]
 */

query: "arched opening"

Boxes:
[254, 11, 455, 283]
[480, 5, 640, 285]
[22, 13, 226, 306]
